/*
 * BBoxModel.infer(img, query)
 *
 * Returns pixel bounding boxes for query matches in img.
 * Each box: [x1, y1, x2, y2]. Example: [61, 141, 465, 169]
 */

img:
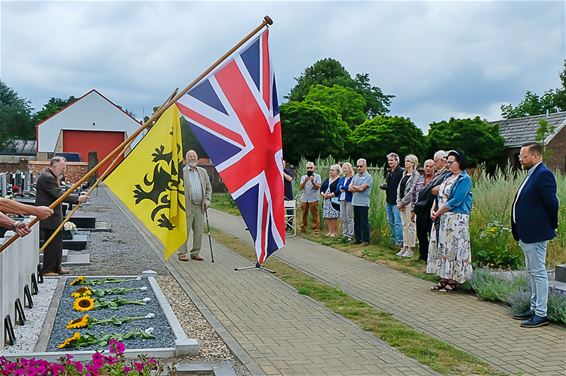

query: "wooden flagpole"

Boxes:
[39, 88, 180, 253]
[0, 15, 273, 254]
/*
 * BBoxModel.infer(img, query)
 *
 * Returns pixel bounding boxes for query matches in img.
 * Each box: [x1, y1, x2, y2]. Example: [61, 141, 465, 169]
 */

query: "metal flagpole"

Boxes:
[0, 15, 273, 255]
[205, 209, 214, 263]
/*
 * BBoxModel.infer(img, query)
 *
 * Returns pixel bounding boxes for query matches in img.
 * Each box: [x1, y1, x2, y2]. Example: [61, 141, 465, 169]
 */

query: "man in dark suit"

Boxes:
[511, 142, 559, 328]
[35, 157, 88, 275]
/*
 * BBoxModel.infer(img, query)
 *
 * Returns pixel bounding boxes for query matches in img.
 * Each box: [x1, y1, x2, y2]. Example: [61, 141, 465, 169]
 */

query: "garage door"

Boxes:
[62, 130, 125, 175]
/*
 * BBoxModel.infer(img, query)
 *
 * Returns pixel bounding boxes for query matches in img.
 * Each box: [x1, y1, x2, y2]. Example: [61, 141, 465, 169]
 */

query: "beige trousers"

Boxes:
[180, 202, 205, 256]
[400, 205, 416, 248]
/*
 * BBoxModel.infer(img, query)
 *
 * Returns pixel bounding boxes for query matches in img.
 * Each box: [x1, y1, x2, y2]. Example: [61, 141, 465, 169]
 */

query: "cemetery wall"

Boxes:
[28, 161, 88, 183]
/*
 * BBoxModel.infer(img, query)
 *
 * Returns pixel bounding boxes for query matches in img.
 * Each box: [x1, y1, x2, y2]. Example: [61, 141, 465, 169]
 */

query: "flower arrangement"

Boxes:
[63, 221, 77, 232]
[57, 328, 155, 349]
[0, 341, 163, 375]
[70, 276, 142, 286]
[73, 296, 151, 312]
[66, 313, 155, 329]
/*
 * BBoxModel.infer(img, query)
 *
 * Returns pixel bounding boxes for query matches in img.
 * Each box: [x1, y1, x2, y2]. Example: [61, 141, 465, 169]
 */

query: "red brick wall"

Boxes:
[0, 160, 29, 173]
[547, 126, 566, 172]
[28, 161, 88, 184]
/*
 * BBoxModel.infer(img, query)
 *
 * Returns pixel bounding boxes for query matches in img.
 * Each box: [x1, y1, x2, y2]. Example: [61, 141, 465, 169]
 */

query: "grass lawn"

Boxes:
[211, 229, 504, 376]
[210, 192, 241, 216]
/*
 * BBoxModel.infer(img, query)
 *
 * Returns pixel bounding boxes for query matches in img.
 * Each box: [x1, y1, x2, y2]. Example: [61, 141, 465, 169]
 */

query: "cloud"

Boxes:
[1, 0, 564, 128]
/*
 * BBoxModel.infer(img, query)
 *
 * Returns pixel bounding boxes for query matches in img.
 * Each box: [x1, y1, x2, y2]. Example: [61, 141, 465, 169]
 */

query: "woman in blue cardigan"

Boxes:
[337, 162, 355, 241]
[426, 150, 473, 292]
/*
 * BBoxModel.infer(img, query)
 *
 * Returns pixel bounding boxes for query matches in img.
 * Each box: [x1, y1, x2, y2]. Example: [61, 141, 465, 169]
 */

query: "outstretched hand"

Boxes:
[35, 206, 54, 220]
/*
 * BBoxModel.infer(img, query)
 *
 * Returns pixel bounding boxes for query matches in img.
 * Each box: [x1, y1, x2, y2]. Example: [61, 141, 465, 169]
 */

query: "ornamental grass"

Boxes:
[292, 157, 566, 269]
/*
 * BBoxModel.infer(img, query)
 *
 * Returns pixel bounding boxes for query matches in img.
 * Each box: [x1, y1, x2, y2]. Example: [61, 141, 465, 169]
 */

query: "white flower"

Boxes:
[64, 222, 77, 231]
[142, 297, 151, 303]
[145, 327, 154, 334]
[145, 313, 155, 319]
[139, 287, 148, 291]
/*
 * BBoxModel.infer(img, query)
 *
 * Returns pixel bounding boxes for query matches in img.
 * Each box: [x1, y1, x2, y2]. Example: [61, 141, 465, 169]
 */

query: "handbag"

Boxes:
[330, 196, 340, 211]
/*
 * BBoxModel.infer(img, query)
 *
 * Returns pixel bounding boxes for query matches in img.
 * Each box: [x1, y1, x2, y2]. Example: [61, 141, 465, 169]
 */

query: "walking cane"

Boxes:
[205, 209, 215, 263]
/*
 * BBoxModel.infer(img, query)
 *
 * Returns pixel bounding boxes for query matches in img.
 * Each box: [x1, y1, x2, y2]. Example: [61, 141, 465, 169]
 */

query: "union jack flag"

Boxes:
[176, 29, 285, 264]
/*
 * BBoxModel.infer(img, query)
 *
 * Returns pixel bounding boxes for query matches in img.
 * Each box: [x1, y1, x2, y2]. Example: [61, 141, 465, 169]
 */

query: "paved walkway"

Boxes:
[208, 209, 566, 376]
[167, 234, 435, 376]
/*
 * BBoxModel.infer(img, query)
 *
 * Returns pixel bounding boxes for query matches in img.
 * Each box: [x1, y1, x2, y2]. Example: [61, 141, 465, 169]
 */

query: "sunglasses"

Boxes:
[356, 165, 363, 168]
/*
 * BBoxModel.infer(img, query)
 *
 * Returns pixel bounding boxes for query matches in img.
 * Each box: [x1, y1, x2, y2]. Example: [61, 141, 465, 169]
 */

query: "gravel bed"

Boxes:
[2, 278, 59, 354]
[69, 187, 169, 276]
[47, 276, 175, 352]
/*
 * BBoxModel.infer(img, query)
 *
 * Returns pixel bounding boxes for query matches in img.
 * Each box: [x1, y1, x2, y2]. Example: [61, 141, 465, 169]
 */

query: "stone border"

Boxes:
[2, 274, 198, 361]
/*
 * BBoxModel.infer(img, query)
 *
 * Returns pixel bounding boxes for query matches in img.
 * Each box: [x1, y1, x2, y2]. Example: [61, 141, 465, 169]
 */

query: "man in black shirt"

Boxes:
[381, 152, 404, 246]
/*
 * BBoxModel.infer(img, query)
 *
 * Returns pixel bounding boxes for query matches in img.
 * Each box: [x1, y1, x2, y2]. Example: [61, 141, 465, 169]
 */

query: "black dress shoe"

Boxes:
[512, 309, 534, 320]
[521, 315, 549, 328]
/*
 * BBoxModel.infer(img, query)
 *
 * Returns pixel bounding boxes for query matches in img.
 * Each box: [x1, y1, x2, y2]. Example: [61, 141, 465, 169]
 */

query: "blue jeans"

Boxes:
[519, 240, 548, 317]
[386, 203, 403, 246]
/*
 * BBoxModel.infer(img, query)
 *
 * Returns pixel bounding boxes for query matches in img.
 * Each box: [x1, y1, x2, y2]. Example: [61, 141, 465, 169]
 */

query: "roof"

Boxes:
[489, 111, 566, 148]
[0, 140, 36, 155]
[35, 89, 139, 128]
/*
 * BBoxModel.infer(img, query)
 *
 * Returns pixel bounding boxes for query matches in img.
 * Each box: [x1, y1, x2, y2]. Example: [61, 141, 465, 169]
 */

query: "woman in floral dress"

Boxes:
[427, 150, 473, 292]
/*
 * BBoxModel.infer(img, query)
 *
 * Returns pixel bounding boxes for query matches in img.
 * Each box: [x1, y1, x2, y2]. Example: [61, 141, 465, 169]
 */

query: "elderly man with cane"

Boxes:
[178, 150, 212, 262]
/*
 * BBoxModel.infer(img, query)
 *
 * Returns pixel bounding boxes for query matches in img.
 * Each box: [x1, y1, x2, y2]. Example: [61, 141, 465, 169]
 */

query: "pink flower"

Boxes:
[92, 352, 104, 366]
[133, 361, 144, 372]
[73, 361, 84, 372]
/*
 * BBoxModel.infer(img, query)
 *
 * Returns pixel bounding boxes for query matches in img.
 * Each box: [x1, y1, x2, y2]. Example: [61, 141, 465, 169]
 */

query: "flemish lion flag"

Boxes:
[105, 105, 186, 259]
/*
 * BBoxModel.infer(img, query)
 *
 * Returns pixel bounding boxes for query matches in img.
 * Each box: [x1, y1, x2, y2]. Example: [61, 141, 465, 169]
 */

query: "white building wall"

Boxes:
[37, 90, 144, 152]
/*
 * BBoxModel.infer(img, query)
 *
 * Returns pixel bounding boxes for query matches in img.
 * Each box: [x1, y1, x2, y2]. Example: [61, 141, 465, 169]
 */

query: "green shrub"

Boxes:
[548, 293, 566, 324]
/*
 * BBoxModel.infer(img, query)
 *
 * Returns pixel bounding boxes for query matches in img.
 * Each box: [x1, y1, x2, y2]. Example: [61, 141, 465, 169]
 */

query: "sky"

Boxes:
[1, 0, 565, 131]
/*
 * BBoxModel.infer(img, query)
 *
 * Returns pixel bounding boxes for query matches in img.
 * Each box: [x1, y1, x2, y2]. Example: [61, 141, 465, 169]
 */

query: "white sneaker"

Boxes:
[402, 249, 414, 258]
[396, 248, 406, 256]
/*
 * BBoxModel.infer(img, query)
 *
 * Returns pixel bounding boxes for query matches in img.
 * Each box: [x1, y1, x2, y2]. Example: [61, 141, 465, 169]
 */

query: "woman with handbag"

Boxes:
[320, 164, 342, 237]
[337, 162, 355, 241]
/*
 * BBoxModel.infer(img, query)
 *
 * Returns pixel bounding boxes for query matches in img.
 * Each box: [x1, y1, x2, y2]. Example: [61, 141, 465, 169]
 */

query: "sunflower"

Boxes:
[67, 314, 90, 329]
[72, 287, 92, 298]
[57, 332, 81, 349]
[70, 276, 86, 286]
[73, 296, 95, 312]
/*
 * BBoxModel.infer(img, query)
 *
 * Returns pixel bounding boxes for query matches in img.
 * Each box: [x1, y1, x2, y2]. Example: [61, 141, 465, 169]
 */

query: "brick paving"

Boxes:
[208, 209, 566, 376]
[167, 234, 436, 376]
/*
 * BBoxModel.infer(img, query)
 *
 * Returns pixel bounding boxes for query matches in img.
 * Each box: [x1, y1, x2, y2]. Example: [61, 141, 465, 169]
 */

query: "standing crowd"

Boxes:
[294, 150, 473, 287]
[291, 143, 558, 328]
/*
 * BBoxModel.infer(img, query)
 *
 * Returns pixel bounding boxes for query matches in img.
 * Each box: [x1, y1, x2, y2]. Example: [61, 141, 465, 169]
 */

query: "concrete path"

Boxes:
[208, 209, 566, 376]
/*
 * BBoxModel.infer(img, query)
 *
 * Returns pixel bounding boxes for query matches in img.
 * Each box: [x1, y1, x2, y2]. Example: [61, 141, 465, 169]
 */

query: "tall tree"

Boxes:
[0, 81, 34, 149]
[305, 84, 367, 129]
[33, 96, 77, 124]
[349, 116, 426, 165]
[287, 58, 394, 117]
[501, 90, 560, 119]
[553, 59, 566, 110]
[426, 117, 505, 171]
[280, 100, 350, 164]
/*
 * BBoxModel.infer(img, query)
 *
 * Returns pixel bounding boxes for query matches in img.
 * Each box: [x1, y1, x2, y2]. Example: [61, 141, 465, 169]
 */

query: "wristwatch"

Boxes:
[11, 222, 18, 231]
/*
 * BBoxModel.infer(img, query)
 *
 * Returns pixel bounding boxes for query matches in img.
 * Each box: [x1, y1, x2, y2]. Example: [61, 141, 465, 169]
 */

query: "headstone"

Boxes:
[556, 264, 566, 283]
[0, 173, 7, 197]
